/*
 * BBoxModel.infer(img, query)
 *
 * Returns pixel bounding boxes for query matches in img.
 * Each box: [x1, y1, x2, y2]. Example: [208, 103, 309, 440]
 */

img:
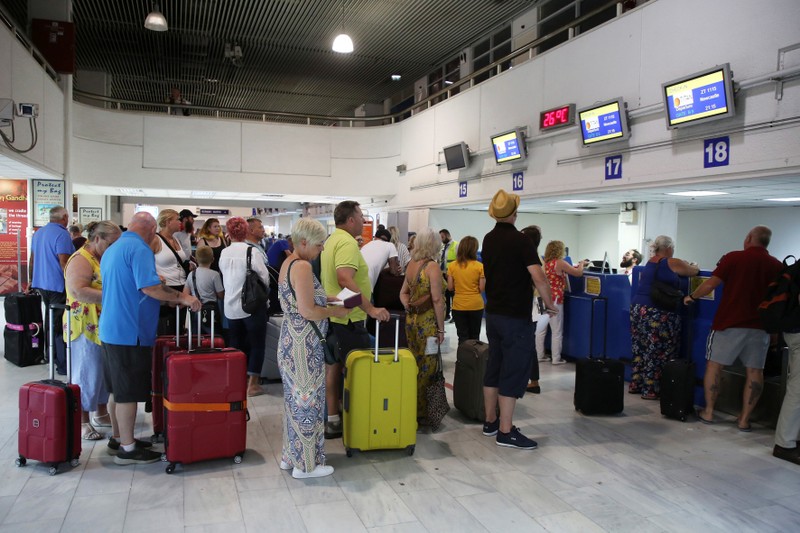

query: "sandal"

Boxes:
[82, 423, 104, 441]
[91, 413, 112, 428]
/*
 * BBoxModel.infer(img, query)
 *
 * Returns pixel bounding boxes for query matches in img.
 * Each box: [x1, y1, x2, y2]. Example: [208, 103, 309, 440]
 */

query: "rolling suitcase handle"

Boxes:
[187, 305, 216, 352]
[374, 313, 402, 363]
[48, 304, 72, 383]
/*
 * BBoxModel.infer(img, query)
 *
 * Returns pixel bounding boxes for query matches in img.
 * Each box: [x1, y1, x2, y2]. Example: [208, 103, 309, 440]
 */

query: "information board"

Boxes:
[32, 179, 65, 227]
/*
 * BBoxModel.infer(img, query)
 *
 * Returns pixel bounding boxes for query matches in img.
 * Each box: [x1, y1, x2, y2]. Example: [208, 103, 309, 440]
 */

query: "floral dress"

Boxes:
[277, 260, 328, 473]
[405, 261, 442, 419]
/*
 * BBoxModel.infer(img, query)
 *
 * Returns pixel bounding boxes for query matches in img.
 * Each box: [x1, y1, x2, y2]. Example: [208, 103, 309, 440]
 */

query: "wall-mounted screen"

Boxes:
[443, 142, 471, 171]
[662, 63, 735, 129]
[490, 128, 527, 164]
[578, 98, 629, 146]
[540, 104, 576, 132]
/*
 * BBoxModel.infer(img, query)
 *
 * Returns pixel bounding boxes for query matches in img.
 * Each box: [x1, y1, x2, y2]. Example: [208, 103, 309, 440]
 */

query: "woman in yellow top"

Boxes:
[64, 221, 121, 440]
[447, 236, 485, 346]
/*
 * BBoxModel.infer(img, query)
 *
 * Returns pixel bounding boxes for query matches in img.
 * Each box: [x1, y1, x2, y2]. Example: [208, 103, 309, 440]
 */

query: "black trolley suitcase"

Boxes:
[574, 297, 624, 415]
[659, 359, 695, 421]
[4, 292, 45, 367]
[453, 340, 490, 422]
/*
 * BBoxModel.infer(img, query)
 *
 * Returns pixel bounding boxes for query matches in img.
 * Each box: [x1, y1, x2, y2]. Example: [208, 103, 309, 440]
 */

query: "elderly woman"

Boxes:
[151, 209, 190, 334]
[630, 235, 699, 399]
[399, 227, 445, 424]
[536, 240, 590, 366]
[219, 217, 270, 397]
[277, 218, 349, 479]
[64, 221, 121, 439]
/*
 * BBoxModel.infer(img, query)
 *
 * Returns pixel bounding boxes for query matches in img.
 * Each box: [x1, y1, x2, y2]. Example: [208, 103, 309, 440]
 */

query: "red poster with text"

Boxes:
[0, 179, 30, 294]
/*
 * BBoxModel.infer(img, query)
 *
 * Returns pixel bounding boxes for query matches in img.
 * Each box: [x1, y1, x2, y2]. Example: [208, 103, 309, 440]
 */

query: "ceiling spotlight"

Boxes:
[667, 191, 728, 197]
[144, 4, 168, 32]
[391, 74, 402, 81]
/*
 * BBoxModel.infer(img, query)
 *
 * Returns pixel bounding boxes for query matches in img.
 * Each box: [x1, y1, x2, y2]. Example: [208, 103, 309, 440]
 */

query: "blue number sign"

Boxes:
[512, 172, 524, 191]
[458, 181, 468, 198]
[605, 155, 622, 180]
[704, 136, 729, 168]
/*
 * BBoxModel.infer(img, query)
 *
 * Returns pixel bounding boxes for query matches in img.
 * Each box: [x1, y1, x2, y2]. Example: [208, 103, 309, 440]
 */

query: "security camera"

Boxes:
[16, 103, 39, 118]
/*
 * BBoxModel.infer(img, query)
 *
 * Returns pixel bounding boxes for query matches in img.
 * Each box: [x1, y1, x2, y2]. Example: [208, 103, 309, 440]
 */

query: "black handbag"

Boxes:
[650, 259, 683, 312]
[241, 246, 269, 314]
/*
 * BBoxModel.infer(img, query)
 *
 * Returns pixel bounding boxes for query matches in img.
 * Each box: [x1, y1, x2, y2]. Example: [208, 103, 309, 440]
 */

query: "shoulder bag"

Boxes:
[407, 259, 434, 314]
[287, 259, 335, 363]
[158, 233, 191, 276]
[424, 344, 450, 431]
[650, 258, 684, 312]
[241, 245, 269, 314]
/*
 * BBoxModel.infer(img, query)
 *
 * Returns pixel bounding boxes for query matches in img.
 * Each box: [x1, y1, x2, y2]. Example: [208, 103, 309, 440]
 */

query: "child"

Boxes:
[183, 246, 224, 335]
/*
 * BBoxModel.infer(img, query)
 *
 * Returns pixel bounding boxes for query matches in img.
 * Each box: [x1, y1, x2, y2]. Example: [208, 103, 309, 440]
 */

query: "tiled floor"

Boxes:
[1, 321, 799, 532]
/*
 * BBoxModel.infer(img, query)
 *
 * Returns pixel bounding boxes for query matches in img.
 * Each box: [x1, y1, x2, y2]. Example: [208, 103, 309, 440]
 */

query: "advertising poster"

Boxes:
[0, 179, 30, 294]
[32, 179, 65, 227]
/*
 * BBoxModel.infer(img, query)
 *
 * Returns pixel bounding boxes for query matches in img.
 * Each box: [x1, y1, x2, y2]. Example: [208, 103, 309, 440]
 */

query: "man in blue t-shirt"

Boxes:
[99, 212, 201, 466]
[30, 206, 74, 375]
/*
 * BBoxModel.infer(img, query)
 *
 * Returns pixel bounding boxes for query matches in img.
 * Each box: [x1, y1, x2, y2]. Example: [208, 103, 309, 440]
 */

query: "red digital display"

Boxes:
[539, 104, 576, 131]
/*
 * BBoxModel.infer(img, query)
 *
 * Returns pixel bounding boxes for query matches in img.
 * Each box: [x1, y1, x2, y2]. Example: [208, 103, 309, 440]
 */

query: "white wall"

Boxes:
[677, 206, 800, 269]
[66, 0, 800, 213]
[0, 23, 65, 176]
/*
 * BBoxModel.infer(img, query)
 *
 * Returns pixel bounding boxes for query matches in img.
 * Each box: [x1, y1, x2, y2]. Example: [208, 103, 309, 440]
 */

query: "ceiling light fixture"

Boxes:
[557, 199, 597, 204]
[144, 4, 168, 32]
[332, 1, 354, 53]
[765, 197, 800, 202]
[391, 74, 402, 81]
[667, 191, 728, 197]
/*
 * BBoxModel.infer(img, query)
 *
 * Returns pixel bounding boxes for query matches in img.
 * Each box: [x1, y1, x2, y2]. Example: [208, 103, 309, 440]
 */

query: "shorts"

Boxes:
[483, 314, 533, 398]
[329, 321, 371, 364]
[706, 328, 770, 369]
[101, 343, 153, 403]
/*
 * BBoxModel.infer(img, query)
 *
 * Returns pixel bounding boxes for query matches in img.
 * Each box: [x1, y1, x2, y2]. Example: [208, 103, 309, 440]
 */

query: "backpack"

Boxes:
[758, 255, 800, 333]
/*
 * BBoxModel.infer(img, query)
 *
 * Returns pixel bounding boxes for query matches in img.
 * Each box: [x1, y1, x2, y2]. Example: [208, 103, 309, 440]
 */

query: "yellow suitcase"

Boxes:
[343, 317, 417, 457]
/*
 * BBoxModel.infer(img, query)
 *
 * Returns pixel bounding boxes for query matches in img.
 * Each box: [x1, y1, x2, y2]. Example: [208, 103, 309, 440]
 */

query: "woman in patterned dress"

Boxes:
[63, 221, 121, 440]
[399, 227, 446, 424]
[277, 218, 349, 479]
[629, 235, 699, 399]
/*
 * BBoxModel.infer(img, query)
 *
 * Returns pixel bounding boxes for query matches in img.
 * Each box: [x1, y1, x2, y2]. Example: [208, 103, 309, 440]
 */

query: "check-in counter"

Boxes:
[562, 271, 632, 363]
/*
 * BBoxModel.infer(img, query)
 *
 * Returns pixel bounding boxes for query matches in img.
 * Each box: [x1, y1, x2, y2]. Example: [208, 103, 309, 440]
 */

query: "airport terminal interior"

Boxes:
[1, 0, 800, 531]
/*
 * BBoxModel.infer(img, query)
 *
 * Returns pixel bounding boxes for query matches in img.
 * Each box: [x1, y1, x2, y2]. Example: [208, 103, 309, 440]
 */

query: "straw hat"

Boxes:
[488, 189, 520, 219]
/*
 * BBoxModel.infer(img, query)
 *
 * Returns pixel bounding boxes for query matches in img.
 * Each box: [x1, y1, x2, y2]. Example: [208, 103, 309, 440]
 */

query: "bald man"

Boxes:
[99, 212, 201, 465]
[686, 226, 782, 430]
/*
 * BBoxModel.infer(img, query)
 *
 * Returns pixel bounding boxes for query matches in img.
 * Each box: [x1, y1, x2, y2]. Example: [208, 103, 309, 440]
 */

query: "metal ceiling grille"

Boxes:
[1, 0, 543, 116]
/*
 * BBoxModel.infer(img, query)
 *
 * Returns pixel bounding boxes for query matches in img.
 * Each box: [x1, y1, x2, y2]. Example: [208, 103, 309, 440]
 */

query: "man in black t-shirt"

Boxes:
[481, 189, 556, 450]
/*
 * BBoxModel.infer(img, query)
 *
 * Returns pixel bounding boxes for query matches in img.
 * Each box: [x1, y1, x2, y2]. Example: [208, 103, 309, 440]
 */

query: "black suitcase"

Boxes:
[573, 297, 624, 415]
[4, 324, 45, 367]
[4, 292, 43, 326]
[453, 340, 490, 422]
[659, 359, 696, 421]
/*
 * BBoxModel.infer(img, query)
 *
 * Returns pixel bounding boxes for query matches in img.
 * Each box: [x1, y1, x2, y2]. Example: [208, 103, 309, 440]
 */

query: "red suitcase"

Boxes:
[17, 304, 81, 475]
[162, 314, 246, 474]
[151, 308, 224, 441]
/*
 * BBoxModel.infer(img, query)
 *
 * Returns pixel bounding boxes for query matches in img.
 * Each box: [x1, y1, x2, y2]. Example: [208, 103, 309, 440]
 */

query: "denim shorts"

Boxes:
[483, 313, 534, 398]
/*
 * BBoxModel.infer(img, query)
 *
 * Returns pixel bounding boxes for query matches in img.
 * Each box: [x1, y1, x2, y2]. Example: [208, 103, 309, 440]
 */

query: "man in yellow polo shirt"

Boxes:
[321, 200, 390, 439]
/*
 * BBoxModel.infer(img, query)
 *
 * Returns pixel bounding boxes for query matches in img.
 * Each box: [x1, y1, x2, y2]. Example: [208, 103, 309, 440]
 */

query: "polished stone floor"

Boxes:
[1, 320, 799, 532]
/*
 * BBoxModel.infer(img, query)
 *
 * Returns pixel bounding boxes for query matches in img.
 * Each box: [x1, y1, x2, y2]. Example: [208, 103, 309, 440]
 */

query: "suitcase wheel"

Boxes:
[165, 463, 176, 474]
[49, 465, 58, 476]
[233, 455, 243, 464]
[345, 448, 353, 458]
[15, 456, 26, 467]
[406, 445, 415, 456]
[151, 433, 164, 444]
[70, 458, 80, 468]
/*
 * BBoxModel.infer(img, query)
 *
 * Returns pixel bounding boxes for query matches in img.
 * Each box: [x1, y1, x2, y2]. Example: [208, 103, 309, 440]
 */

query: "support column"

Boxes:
[639, 202, 678, 258]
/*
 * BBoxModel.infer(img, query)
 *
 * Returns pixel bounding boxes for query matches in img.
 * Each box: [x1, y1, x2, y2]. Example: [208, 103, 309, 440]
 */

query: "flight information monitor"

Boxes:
[578, 98, 629, 146]
[490, 128, 527, 164]
[662, 63, 735, 129]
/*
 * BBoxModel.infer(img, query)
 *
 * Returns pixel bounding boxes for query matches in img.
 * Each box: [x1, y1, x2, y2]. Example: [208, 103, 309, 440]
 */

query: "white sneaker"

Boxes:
[538, 356, 551, 362]
[551, 359, 566, 365]
[292, 465, 334, 479]
[279, 460, 292, 471]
